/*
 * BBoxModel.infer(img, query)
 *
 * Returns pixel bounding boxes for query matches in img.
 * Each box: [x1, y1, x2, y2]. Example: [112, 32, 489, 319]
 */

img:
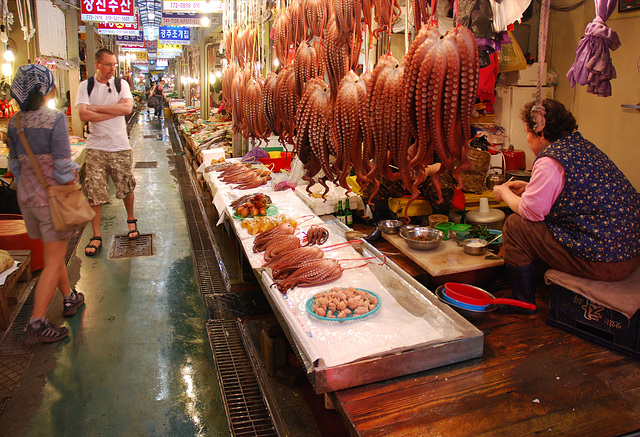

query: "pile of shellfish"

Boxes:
[311, 287, 379, 318]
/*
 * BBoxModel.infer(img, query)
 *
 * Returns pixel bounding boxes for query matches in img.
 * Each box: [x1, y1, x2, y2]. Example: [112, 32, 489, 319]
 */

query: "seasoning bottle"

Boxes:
[345, 198, 353, 227]
[336, 200, 346, 224]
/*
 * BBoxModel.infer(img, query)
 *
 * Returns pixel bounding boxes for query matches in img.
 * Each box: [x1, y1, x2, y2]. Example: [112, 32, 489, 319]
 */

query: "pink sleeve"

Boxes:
[518, 157, 565, 221]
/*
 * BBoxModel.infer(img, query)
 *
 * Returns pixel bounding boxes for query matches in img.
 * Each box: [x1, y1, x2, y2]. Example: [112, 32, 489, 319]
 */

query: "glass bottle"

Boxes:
[336, 200, 346, 224]
[345, 198, 353, 227]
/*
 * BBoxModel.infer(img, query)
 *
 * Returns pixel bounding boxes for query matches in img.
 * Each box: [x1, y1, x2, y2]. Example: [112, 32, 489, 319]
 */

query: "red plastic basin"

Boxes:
[0, 214, 45, 271]
[259, 152, 293, 173]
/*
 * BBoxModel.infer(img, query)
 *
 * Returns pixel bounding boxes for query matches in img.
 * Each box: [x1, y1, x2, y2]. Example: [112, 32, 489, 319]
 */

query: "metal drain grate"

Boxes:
[134, 161, 158, 168]
[194, 250, 230, 294]
[0, 290, 34, 356]
[109, 234, 154, 258]
[205, 290, 270, 320]
[0, 353, 33, 392]
[142, 134, 156, 139]
[207, 320, 278, 437]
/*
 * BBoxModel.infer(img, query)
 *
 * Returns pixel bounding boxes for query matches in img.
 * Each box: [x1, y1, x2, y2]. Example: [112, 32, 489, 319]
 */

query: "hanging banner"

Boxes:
[134, 51, 148, 61]
[158, 51, 181, 59]
[157, 59, 169, 68]
[81, 0, 135, 23]
[161, 11, 208, 26]
[163, 0, 223, 13]
[158, 26, 191, 44]
[120, 46, 146, 52]
[116, 30, 144, 45]
[97, 12, 140, 36]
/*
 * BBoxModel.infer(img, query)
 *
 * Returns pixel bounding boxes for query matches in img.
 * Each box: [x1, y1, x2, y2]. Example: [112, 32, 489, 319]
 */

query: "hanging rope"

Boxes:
[532, 0, 551, 134]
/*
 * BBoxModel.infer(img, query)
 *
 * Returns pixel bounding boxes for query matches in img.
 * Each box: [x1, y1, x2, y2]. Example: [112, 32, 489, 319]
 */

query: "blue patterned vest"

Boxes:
[537, 132, 640, 262]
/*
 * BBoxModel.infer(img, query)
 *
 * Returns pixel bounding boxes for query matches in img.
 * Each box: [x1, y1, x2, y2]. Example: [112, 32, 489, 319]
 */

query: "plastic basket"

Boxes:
[258, 152, 293, 173]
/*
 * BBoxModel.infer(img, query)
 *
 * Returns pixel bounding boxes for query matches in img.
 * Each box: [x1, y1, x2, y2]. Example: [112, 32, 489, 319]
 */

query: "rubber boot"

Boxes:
[500, 264, 538, 315]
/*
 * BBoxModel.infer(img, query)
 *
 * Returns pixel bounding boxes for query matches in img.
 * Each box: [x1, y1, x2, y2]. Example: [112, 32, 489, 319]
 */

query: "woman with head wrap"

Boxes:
[7, 64, 86, 344]
[492, 99, 640, 314]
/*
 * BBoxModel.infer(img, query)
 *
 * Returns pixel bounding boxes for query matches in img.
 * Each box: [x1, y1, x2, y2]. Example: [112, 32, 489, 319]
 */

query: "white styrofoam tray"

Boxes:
[295, 183, 364, 215]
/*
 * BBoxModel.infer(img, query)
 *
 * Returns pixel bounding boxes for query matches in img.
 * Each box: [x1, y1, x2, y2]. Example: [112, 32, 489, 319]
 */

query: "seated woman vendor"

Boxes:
[493, 99, 640, 314]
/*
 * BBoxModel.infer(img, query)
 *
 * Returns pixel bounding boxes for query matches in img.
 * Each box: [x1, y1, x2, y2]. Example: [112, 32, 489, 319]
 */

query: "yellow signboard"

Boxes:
[158, 43, 183, 51]
[135, 51, 148, 61]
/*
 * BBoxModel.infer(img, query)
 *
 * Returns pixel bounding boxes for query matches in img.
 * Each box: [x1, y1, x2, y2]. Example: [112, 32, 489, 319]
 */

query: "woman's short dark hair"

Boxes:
[521, 99, 578, 142]
[25, 90, 44, 112]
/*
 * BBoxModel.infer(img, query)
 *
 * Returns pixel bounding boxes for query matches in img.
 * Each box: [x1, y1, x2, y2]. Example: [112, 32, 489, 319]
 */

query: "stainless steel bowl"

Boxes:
[378, 219, 404, 234]
[400, 227, 443, 251]
[399, 224, 420, 237]
[461, 238, 488, 255]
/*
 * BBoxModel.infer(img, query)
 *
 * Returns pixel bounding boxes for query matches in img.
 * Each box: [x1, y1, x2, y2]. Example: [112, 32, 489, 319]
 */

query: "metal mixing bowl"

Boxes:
[378, 219, 404, 234]
[399, 224, 420, 237]
[461, 238, 488, 255]
[400, 227, 443, 251]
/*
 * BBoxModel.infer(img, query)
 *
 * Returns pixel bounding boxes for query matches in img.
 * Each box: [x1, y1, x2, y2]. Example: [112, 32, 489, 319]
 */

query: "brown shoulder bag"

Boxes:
[15, 113, 95, 231]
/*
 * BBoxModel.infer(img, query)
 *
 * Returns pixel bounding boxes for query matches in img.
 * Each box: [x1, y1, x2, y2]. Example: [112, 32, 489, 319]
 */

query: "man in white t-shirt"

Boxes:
[76, 49, 137, 256]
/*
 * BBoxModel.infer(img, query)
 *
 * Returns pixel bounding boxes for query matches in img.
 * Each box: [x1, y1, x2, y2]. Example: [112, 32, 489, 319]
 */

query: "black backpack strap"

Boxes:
[88, 76, 120, 96]
[87, 76, 95, 98]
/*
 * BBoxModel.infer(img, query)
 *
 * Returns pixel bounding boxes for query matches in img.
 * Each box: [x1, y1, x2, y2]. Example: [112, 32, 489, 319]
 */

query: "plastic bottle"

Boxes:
[336, 200, 346, 224]
[345, 198, 353, 227]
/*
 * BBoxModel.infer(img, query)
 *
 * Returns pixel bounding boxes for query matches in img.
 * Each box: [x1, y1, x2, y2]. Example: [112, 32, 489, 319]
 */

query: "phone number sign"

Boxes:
[97, 12, 139, 35]
[163, 1, 222, 12]
[81, 0, 135, 23]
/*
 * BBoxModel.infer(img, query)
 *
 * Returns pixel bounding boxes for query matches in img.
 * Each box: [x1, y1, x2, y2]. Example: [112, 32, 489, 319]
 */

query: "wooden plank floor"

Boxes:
[330, 235, 640, 436]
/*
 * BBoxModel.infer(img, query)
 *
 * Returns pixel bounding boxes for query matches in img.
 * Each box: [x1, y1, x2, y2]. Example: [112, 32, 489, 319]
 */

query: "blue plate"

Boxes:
[306, 288, 381, 321]
[456, 228, 502, 244]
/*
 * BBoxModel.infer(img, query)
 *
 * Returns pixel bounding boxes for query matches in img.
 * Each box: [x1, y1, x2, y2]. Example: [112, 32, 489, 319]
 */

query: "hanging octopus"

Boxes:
[243, 76, 271, 145]
[323, 18, 350, 103]
[221, 62, 238, 113]
[274, 65, 298, 147]
[294, 40, 325, 98]
[288, 0, 306, 46]
[372, 0, 402, 37]
[262, 71, 278, 134]
[303, 0, 330, 39]
[294, 77, 334, 196]
[273, 10, 291, 67]
[332, 71, 366, 189]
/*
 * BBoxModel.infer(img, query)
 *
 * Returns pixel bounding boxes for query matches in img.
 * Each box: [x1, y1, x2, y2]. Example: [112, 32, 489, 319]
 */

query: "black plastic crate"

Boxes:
[547, 283, 640, 361]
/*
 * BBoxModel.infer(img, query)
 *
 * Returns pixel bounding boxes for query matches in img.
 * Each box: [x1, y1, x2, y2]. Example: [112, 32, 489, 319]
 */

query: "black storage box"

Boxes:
[547, 283, 640, 361]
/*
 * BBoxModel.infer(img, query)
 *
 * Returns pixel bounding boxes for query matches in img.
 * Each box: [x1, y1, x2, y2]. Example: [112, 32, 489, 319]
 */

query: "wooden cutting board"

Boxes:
[382, 233, 504, 277]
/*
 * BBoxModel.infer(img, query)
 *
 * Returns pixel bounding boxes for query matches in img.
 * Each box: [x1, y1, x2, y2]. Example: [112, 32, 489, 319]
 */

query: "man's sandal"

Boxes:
[85, 236, 102, 257]
[127, 219, 140, 239]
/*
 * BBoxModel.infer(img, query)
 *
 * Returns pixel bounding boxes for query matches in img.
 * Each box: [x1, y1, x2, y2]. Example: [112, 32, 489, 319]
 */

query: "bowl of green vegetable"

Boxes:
[456, 225, 502, 244]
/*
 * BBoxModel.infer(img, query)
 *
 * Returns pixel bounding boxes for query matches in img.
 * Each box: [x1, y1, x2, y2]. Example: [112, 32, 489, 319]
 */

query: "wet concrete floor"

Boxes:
[0, 112, 230, 436]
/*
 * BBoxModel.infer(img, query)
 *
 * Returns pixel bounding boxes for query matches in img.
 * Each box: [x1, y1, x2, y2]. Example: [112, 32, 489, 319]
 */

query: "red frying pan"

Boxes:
[444, 283, 537, 311]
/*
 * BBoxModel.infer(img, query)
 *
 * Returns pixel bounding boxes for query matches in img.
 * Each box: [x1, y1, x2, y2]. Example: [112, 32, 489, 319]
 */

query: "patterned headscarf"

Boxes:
[10, 64, 56, 111]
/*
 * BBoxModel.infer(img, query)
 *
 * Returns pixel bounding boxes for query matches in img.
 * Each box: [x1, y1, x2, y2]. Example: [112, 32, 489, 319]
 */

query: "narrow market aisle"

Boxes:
[0, 113, 230, 436]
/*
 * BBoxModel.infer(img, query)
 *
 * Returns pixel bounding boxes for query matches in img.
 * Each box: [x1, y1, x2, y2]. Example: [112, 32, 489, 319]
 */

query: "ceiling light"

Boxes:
[3, 48, 13, 62]
[201, 16, 210, 26]
[149, 12, 155, 21]
[2, 63, 11, 76]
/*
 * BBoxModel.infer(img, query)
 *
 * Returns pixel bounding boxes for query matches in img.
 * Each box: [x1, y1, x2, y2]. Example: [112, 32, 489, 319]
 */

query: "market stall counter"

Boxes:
[206, 161, 484, 393]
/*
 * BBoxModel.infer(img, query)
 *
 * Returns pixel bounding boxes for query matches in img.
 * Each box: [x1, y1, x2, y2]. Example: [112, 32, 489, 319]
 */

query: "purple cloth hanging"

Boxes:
[566, 0, 620, 97]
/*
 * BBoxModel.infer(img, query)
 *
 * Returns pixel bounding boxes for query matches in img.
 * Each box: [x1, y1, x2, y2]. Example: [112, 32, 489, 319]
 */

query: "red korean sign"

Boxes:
[97, 12, 139, 35]
[81, 0, 135, 23]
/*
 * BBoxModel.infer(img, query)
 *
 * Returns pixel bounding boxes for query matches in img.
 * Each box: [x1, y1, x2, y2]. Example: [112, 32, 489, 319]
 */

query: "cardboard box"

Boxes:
[547, 284, 640, 361]
[498, 63, 547, 86]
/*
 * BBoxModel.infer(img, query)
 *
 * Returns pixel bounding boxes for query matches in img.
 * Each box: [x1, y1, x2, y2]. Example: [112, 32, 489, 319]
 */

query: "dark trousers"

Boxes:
[502, 214, 640, 282]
